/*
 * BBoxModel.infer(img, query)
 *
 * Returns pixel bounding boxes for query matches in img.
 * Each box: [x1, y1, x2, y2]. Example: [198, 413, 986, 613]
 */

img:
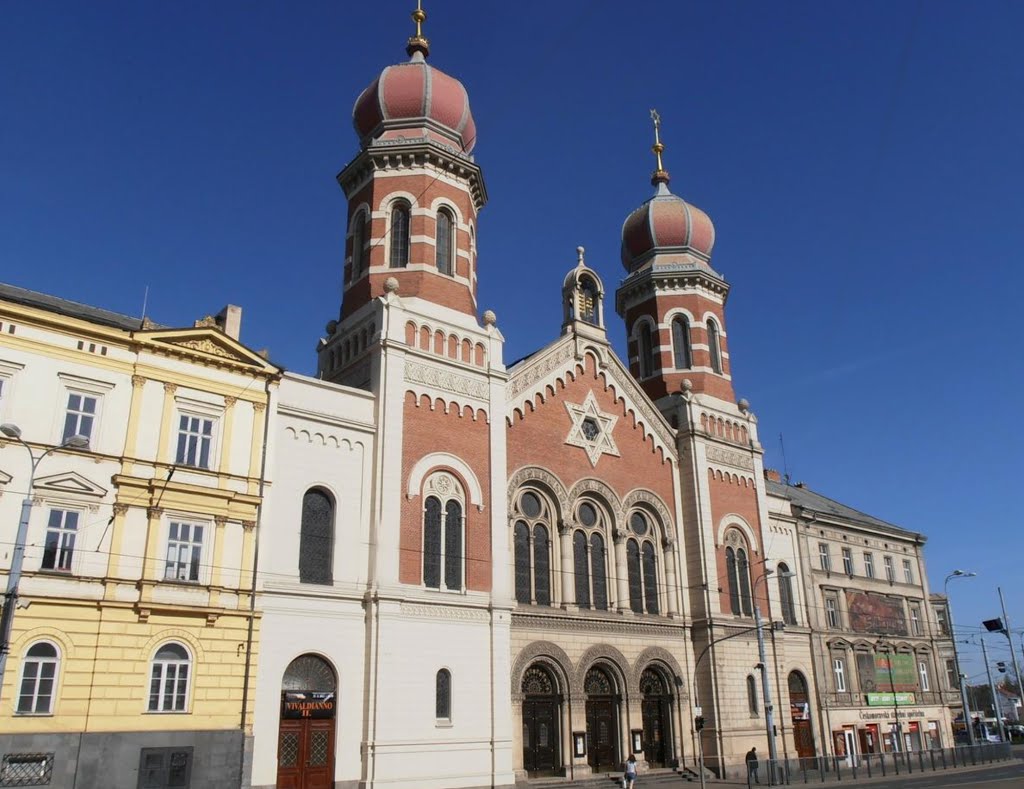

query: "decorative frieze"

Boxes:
[399, 602, 490, 622]
[404, 361, 489, 400]
[507, 344, 574, 398]
[706, 445, 754, 471]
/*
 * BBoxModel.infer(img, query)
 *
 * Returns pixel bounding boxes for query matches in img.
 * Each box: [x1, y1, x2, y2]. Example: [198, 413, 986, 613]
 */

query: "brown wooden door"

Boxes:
[586, 698, 618, 772]
[793, 720, 815, 759]
[641, 697, 668, 766]
[277, 718, 335, 789]
[522, 698, 559, 775]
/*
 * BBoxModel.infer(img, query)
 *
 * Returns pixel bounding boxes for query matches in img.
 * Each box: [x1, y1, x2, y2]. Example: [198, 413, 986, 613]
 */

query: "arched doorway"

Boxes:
[278, 654, 336, 789]
[521, 664, 561, 776]
[788, 671, 815, 761]
[640, 667, 671, 767]
[584, 666, 619, 773]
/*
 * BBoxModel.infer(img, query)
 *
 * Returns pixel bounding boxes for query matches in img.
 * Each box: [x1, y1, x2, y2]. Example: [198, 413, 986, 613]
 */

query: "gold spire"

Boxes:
[650, 108, 670, 186]
[406, 0, 430, 58]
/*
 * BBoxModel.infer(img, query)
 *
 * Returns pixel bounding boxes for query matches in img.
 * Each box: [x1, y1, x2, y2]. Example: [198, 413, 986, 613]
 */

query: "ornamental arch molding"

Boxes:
[574, 644, 631, 698]
[632, 646, 686, 698]
[716, 514, 759, 554]
[511, 640, 574, 700]
[568, 478, 623, 523]
[622, 488, 676, 542]
[407, 452, 484, 507]
[508, 466, 570, 522]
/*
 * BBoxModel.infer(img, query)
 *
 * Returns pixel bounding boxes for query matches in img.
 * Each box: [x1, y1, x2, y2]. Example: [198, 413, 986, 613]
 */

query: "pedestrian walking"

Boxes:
[623, 753, 638, 789]
[745, 746, 760, 785]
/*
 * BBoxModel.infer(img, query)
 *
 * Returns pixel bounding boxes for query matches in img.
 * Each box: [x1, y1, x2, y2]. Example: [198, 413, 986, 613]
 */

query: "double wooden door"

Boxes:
[641, 696, 669, 766]
[277, 718, 334, 789]
[586, 698, 618, 772]
[522, 698, 559, 775]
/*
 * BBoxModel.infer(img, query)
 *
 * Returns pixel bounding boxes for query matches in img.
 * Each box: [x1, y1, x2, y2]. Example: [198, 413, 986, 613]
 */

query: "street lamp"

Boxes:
[0, 423, 89, 702]
[944, 570, 976, 746]
[753, 564, 795, 785]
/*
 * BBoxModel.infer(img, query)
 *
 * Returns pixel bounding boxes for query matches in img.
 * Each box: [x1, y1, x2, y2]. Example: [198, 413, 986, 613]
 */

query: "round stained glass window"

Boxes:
[631, 512, 648, 535]
[520, 491, 542, 518]
[578, 502, 598, 527]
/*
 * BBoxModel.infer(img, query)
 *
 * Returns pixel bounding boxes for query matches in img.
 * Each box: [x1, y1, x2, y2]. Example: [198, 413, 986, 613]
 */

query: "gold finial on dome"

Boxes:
[650, 108, 670, 186]
[407, 0, 430, 58]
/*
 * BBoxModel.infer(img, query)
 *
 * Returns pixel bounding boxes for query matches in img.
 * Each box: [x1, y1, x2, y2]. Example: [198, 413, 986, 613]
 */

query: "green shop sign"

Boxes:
[866, 692, 916, 706]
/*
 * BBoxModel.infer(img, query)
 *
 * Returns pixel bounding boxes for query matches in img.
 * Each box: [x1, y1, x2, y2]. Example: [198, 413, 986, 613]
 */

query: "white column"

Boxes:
[558, 521, 575, 607]
[614, 530, 629, 613]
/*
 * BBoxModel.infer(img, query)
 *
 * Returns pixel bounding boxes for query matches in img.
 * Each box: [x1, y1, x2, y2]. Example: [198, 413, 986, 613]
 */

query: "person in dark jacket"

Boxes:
[745, 747, 760, 784]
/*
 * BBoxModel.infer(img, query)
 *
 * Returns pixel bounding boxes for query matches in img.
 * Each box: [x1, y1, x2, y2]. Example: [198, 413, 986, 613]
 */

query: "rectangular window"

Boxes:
[825, 594, 840, 629]
[945, 658, 958, 690]
[919, 660, 930, 691]
[819, 543, 831, 572]
[833, 658, 847, 692]
[903, 558, 914, 584]
[62, 392, 97, 442]
[0, 753, 54, 786]
[884, 556, 895, 583]
[936, 607, 950, 636]
[164, 522, 204, 582]
[910, 604, 923, 636]
[175, 415, 213, 468]
[41, 509, 78, 572]
[842, 548, 854, 575]
[137, 747, 193, 789]
[864, 552, 875, 578]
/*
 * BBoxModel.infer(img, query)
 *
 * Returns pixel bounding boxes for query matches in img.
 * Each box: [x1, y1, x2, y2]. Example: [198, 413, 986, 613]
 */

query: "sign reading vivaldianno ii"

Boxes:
[281, 691, 336, 719]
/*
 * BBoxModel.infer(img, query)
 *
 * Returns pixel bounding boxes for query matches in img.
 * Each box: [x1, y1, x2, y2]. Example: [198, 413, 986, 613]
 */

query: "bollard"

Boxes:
[879, 752, 886, 777]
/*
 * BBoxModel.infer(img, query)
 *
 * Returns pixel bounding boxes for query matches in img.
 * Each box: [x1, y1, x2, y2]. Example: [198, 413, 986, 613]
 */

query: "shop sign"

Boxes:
[282, 690, 336, 719]
[866, 692, 915, 706]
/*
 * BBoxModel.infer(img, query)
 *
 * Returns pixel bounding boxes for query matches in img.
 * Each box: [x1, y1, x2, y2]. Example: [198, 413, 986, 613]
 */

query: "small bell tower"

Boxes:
[561, 245, 606, 340]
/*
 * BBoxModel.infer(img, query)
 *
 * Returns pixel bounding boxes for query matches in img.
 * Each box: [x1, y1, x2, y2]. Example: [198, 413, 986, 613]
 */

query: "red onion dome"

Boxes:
[352, 51, 476, 154]
[621, 181, 716, 271]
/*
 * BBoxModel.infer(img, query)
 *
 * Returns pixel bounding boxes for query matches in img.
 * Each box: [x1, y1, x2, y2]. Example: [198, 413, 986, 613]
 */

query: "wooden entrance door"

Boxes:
[793, 720, 815, 759]
[586, 699, 618, 772]
[277, 718, 335, 789]
[522, 698, 559, 775]
[641, 697, 668, 766]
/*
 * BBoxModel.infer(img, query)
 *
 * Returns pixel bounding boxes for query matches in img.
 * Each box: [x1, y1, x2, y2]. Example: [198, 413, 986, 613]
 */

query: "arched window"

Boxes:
[512, 489, 552, 606]
[637, 322, 655, 378]
[627, 539, 643, 613]
[299, 488, 334, 585]
[724, 530, 753, 616]
[436, 668, 451, 720]
[17, 641, 59, 714]
[422, 472, 464, 592]
[389, 200, 411, 268]
[572, 501, 609, 611]
[435, 209, 454, 276]
[707, 318, 722, 374]
[148, 642, 191, 712]
[747, 674, 759, 715]
[777, 562, 797, 625]
[351, 210, 368, 279]
[642, 541, 659, 615]
[573, 530, 590, 609]
[579, 277, 599, 325]
[672, 316, 692, 369]
[589, 532, 607, 610]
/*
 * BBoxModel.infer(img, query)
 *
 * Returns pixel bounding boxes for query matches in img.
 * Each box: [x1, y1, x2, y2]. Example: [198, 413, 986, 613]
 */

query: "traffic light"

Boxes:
[997, 661, 1008, 674]
[695, 715, 705, 731]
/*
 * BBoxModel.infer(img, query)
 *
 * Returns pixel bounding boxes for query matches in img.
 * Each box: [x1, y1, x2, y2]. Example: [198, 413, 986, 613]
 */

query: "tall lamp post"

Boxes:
[0, 423, 88, 700]
[753, 564, 795, 785]
[944, 569, 976, 745]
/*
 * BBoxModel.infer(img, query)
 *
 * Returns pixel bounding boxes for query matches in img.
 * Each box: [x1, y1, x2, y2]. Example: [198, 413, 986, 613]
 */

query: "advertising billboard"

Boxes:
[845, 591, 908, 636]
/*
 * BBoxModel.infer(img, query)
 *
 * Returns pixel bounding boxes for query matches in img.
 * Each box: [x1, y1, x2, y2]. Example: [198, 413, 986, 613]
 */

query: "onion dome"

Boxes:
[352, 4, 476, 153]
[620, 111, 715, 271]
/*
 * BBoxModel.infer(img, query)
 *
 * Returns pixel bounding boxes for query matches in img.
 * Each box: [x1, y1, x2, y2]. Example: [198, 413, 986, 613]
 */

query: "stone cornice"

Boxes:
[615, 262, 731, 317]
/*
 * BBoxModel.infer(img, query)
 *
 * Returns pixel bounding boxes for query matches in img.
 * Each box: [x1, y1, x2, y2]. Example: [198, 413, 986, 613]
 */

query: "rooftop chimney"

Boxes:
[215, 305, 242, 340]
[764, 468, 782, 483]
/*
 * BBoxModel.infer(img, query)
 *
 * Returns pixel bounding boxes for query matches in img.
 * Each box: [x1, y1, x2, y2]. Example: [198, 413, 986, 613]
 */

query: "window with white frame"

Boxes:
[884, 556, 895, 583]
[164, 521, 204, 582]
[903, 558, 914, 584]
[435, 668, 451, 721]
[919, 660, 930, 691]
[910, 604, 923, 636]
[833, 657, 847, 692]
[945, 658, 958, 690]
[842, 547, 854, 575]
[864, 552, 875, 578]
[62, 392, 97, 443]
[935, 606, 950, 635]
[148, 642, 191, 712]
[819, 543, 831, 572]
[16, 642, 59, 714]
[41, 509, 78, 572]
[175, 414, 214, 468]
[825, 594, 840, 629]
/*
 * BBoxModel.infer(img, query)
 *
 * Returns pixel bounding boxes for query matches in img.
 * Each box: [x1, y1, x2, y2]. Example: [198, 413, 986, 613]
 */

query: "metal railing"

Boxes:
[743, 742, 1012, 786]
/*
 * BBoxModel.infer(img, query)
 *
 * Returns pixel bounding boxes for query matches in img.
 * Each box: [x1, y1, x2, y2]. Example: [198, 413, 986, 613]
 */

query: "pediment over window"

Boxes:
[139, 328, 279, 372]
[33, 471, 107, 499]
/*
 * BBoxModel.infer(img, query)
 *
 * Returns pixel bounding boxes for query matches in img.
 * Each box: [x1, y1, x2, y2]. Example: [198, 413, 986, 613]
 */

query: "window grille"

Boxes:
[0, 753, 53, 786]
[299, 488, 334, 584]
[137, 747, 192, 788]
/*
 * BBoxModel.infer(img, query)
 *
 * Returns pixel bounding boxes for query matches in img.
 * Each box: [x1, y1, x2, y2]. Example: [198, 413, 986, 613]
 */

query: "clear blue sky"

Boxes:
[3, 1, 1022, 682]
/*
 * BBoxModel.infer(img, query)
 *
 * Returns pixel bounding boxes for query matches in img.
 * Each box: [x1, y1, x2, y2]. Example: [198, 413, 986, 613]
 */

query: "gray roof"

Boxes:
[0, 282, 164, 332]
[766, 479, 923, 541]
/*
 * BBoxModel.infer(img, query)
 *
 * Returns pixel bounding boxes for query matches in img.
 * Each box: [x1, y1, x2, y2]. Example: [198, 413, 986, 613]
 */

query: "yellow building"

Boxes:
[0, 283, 278, 789]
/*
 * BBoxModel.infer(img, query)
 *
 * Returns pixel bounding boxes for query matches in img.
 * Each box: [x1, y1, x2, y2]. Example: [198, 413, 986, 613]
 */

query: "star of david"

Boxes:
[564, 390, 620, 467]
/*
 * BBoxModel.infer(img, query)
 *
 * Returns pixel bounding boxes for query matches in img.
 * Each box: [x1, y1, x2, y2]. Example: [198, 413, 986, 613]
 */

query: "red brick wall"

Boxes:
[707, 469, 768, 614]
[399, 391, 492, 591]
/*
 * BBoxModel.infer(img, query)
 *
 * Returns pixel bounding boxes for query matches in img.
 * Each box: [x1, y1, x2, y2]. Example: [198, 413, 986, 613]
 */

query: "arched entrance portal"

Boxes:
[585, 666, 619, 773]
[788, 671, 815, 761]
[278, 654, 336, 789]
[521, 664, 561, 776]
[640, 668, 671, 767]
